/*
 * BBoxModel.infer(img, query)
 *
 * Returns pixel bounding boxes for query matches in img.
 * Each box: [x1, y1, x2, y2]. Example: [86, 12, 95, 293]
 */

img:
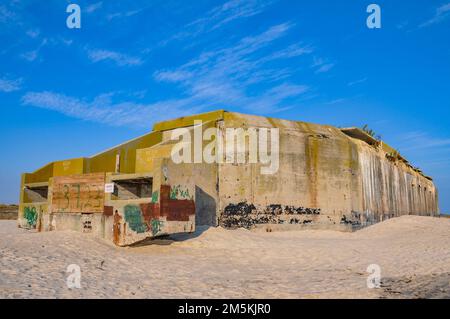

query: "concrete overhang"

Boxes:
[152, 110, 226, 132]
[340, 127, 379, 145]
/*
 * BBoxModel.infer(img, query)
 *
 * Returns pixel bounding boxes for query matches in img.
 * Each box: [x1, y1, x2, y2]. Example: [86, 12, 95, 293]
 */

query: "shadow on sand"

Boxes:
[129, 225, 212, 247]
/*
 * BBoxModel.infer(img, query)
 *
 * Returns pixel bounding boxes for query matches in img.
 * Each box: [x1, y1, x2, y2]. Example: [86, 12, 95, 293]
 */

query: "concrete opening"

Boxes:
[24, 186, 48, 203]
[112, 177, 152, 200]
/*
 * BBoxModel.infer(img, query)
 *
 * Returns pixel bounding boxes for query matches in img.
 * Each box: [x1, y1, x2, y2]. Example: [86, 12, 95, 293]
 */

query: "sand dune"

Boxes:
[0, 215, 449, 298]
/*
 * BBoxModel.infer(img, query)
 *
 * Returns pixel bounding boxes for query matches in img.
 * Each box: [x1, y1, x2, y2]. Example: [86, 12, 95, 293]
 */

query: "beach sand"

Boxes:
[0, 215, 449, 299]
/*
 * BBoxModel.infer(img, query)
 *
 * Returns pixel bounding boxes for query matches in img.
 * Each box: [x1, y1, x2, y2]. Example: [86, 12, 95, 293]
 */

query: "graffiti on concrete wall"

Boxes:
[162, 185, 195, 221]
[170, 185, 192, 200]
[54, 183, 103, 212]
[219, 202, 321, 229]
[151, 191, 159, 203]
[112, 184, 194, 245]
[123, 204, 165, 236]
[151, 219, 163, 235]
[52, 173, 105, 213]
[124, 205, 148, 233]
[24, 206, 38, 228]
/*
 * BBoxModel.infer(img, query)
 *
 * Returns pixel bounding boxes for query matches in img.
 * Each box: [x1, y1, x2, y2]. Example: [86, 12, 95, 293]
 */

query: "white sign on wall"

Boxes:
[104, 183, 115, 194]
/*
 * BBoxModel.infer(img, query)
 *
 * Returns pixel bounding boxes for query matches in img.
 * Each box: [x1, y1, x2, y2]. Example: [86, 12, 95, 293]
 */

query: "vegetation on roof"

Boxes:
[361, 124, 382, 141]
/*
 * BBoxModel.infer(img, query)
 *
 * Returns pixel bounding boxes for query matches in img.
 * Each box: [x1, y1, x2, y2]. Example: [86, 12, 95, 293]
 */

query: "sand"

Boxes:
[0, 215, 449, 299]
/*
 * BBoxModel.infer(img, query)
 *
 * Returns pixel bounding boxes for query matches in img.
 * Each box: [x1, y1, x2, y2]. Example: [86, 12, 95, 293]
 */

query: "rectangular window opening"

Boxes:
[112, 177, 152, 200]
[24, 186, 48, 203]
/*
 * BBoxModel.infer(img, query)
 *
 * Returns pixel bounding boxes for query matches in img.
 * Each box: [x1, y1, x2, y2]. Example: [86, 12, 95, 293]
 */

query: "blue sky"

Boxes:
[0, 0, 449, 213]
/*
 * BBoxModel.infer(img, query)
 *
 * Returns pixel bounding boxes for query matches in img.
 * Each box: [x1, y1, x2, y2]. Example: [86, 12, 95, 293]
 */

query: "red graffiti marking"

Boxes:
[103, 206, 113, 216]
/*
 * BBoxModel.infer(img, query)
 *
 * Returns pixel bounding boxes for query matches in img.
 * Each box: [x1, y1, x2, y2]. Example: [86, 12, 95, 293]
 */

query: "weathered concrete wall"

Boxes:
[356, 141, 437, 223]
[154, 121, 220, 226]
[217, 112, 439, 230]
[19, 110, 439, 243]
[18, 203, 47, 230]
[18, 171, 197, 246]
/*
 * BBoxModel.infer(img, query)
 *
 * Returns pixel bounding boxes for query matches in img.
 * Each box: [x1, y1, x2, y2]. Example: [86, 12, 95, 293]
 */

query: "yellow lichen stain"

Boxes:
[135, 144, 173, 173]
[153, 110, 225, 131]
[266, 117, 278, 128]
[238, 184, 246, 196]
[305, 134, 319, 208]
[53, 158, 84, 176]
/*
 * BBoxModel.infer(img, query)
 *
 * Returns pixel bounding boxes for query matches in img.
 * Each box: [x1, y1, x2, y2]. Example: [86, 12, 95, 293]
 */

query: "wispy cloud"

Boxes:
[0, 77, 23, 92]
[21, 91, 201, 128]
[347, 77, 367, 86]
[265, 43, 314, 60]
[316, 64, 334, 73]
[0, 5, 15, 23]
[20, 38, 47, 62]
[87, 49, 143, 66]
[393, 131, 450, 178]
[191, 0, 272, 30]
[26, 29, 40, 38]
[20, 50, 38, 62]
[396, 21, 409, 30]
[324, 98, 347, 105]
[154, 22, 311, 113]
[311, 57, 334, 74]
[22, 22, 317, 126]
[86, 2, 103, 14]
[397, 131, 450, 151]
[245, 83, 309, 112]
[107, 9, 142, 21]
[419, 3, 450, 28]
[161, 0, 273, 45]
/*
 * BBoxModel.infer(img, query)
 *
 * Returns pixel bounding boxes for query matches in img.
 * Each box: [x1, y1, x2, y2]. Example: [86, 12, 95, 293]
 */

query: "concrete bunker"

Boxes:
[18, 110, 439, 245]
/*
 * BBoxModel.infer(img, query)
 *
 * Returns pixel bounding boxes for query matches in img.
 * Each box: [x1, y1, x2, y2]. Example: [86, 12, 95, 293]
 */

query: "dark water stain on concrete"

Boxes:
[219, 202, 320, 229]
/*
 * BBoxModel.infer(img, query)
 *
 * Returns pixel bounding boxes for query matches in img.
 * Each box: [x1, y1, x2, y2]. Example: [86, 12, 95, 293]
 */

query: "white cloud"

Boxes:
[20, 50, 38, 62]
[107, 9, 142, 21]
[393, 131, 450, 177]
[419, 3, 450, 27]
[154, 70, 193, 83]
[315, 63, 334, 73]
[347, 77, 367, 86]
[0, 5, 15, 23]
[87, 49, 143, 66]
[155, 23, 311, 114]
[325, 98, 347, 105]
[193, 0, 272, 30]
[86, 2, 103, 14]
[161, 0, 273, 45]
[398, 131, 450, 151]
[396, 21, 409, 30]
[244, 83, 310, 112]
[20, 38, 48, 62]
[0, 77, 22, 92]
[60, 38, 73, 46]
[265, 43, 314, 60]
[21, 91, 202, 128]
[22, 23, 317, 125]
[26, 29, 40, 38]
[311, 57, 334, 74]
